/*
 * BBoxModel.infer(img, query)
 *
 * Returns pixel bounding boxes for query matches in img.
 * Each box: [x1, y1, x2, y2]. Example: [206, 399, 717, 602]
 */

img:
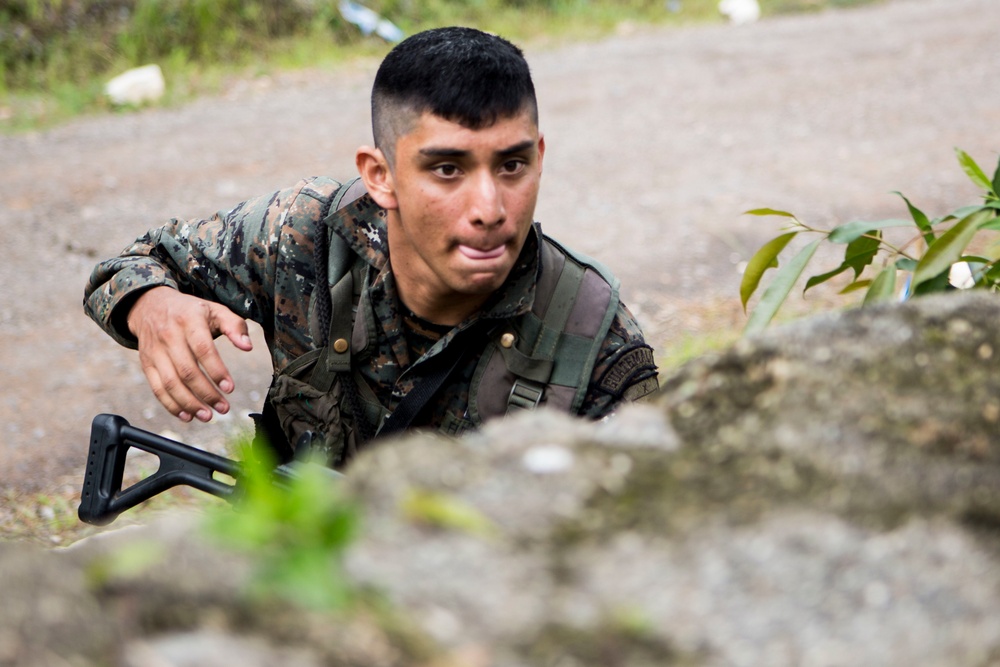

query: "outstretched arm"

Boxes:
[83, 177, 343, 422]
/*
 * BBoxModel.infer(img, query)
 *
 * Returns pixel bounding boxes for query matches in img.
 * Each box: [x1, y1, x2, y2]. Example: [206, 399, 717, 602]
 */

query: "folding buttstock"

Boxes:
[78, 414, 241, 526]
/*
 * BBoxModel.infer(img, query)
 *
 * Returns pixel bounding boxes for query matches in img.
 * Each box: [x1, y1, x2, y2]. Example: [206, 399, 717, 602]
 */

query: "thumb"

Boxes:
[209, 304, 253, 351]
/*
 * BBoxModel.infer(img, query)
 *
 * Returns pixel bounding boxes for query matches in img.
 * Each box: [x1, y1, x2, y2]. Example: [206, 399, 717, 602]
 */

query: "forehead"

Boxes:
[396, 109, 540, 155]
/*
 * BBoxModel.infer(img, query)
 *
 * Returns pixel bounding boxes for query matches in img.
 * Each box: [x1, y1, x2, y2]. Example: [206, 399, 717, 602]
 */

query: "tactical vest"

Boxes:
[259, 178, 620, 466]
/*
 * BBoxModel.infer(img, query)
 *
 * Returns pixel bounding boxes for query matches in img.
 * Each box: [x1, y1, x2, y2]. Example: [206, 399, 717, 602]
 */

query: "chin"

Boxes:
[456, 273, 508, 296]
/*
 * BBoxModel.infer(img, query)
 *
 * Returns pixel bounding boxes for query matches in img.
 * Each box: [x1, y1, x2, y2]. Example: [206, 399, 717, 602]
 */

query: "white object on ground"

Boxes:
[105, 64, 165, 106]
[718, 0, 761, 24]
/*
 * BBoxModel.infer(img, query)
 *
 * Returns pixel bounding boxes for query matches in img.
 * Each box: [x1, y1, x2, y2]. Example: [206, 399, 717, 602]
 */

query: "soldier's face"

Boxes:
[379, 110, 544, 318]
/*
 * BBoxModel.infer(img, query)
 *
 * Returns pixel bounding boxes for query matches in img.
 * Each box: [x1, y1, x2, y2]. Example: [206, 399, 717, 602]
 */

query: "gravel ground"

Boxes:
[0, 0, 995, 516]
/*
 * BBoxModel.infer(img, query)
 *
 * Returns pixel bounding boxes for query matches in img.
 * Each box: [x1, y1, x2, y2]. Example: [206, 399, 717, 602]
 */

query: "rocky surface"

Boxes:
[4, 290, 1000, 666]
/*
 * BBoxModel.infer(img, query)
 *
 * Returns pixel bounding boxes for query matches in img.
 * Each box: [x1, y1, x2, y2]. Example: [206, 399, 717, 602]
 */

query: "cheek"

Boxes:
[400, 195, 454, 247]
[400, 179, 445, 215]
[511, 183, 540, 220]
[417, 191, 464, 231]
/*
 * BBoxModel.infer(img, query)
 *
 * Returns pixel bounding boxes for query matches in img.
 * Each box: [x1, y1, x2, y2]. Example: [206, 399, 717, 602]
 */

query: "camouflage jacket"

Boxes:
[84, 177, 659, 454]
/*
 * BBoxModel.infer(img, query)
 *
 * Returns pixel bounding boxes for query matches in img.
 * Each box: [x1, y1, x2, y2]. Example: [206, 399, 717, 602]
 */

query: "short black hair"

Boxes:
[371, 27, 538, 164]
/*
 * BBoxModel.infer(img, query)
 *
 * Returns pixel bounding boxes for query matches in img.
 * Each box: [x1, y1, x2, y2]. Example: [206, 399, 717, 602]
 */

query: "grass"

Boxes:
[0, 486, 223, 547]
[657, 329, 742, 373]
[0, 441, 233, 546]
[0, 0, 884, 134]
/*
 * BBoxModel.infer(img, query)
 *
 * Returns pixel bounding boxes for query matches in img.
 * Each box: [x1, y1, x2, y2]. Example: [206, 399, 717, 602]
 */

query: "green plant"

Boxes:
[1, 0, 885, 133]
[740, 148, 1000, 335]
[204, 446, 360, 611]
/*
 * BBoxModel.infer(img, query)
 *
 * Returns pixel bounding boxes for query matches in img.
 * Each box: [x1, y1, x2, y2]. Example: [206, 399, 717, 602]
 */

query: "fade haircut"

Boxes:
[371, 27, 538, 166]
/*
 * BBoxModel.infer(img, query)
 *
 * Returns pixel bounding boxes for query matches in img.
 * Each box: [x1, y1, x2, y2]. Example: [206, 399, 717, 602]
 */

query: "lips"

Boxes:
[458, 244, 506, 260]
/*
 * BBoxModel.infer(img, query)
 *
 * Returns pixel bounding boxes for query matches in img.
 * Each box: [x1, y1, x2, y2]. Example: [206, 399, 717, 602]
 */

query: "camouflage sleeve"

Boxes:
[82, 177, 341, 357]
[579, 301, 659, 419]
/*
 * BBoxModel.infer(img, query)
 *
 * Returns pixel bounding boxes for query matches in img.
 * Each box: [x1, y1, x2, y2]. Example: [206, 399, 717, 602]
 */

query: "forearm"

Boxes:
[83, 177, 347, 364]
[82, 187, 300, 348]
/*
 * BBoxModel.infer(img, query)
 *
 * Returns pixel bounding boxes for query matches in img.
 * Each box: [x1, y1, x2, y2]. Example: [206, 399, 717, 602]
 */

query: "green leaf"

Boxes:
[893, 191, 934, 242]
[803, 232, 882, 293]
[862, 266, 897, 305]
[744, 208, 797, 218]
[984, 262, 1000, 284]
[744, 239, 821, 335]
[951, 205, 987, 219]
[840, 280, 872, 294]
[740, 232, 797, 310]
[978, 215, 1000, 231]
[993, 154, 1000, 197]
[844, 232, 881, 277]
[912, 209, 993, 290]
[956, 148, 993, 192]
[912, 268, 952, 296]
[827, 218, 911, 244]
[895, 257, 918, 272]
[804, 264, 849, 292]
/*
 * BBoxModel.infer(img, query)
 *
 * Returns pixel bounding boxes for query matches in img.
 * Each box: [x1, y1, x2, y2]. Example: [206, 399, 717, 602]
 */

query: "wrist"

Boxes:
[122, 286, 169, 339]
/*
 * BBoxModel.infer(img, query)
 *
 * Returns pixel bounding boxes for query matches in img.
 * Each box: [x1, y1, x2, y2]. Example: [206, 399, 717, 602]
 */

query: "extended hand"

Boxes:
[127, 286, 253, 422]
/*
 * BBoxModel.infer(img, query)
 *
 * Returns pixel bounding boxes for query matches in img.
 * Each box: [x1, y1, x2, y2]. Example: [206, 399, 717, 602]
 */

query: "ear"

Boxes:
[536, 133, 546, 175]
[356, 145, 398, 210]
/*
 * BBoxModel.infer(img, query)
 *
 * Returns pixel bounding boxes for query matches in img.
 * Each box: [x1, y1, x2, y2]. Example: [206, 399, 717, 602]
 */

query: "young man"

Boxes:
[84, 27, 658, 466]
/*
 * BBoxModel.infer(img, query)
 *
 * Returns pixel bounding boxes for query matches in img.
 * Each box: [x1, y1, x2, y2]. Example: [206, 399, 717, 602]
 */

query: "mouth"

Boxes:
[457, 244, 507, 260]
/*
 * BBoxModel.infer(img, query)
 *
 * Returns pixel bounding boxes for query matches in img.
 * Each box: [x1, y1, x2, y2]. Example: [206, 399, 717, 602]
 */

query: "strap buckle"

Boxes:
[507, 379, 545, 411]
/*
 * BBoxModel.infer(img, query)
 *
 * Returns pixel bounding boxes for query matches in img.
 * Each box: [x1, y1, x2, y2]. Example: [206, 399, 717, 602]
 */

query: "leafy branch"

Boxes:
[740, 148, 1000, 335]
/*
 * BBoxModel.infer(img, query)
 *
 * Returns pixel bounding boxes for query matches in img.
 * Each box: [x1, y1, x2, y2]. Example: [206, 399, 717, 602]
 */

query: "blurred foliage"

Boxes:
[0, 0, 347, 91]
[204, 443, 360, 610]
[0, 0, 881, 88]
[0, 0, 881, 128]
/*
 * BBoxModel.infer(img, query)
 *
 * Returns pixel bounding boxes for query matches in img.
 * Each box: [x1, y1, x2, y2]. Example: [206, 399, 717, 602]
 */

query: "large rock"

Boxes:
[6, 291, 1000, 666]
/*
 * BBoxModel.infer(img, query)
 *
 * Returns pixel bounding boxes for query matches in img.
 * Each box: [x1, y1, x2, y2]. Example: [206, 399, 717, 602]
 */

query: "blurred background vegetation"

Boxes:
[1, 0, 877, 130]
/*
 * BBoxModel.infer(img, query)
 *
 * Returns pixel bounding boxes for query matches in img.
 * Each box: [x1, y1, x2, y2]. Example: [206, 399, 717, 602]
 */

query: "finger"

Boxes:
[204, 304, 252, 393]
[170, 334, 231, 418]
[218, 315, 253, 352]
[186, 304, 244, 396]
[141, 325, 226, 421]
[138, 352, 194, 422]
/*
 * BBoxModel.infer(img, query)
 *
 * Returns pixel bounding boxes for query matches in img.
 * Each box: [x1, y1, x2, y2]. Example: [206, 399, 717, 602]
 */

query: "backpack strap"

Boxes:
[504, 249, 586, 411]
[307, 177, 368, 391]
[465, 236, 620, 425]
[256, 178, 370, 461]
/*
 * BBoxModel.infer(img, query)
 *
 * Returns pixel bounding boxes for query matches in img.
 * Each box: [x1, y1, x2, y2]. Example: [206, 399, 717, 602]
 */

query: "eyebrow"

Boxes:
[418, 139, 537, 159]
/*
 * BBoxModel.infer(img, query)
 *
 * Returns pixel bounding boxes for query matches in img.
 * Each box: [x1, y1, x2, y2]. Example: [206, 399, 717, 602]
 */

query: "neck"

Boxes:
[394, 278, 489, 327]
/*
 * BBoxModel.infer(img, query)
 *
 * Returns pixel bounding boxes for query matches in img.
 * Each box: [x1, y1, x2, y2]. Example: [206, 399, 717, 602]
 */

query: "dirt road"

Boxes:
[0, 0, 996, 510]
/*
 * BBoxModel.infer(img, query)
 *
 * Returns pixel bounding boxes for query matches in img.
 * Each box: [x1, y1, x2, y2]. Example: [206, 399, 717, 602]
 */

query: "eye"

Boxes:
[432, 164, 460, 178]
[500, 159, 527, 175]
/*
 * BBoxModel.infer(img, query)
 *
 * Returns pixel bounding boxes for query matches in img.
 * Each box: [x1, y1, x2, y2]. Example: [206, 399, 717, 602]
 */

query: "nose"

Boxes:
[468, 171, 506, 227]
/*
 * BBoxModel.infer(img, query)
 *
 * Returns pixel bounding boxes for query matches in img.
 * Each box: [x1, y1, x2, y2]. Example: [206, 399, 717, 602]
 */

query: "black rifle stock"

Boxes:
[79, 414, 336, 526]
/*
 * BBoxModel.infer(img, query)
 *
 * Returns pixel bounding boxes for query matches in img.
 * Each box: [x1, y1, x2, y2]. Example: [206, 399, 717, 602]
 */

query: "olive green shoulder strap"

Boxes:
[306, 177, 368, 392]
[466, 236, 620, 425]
